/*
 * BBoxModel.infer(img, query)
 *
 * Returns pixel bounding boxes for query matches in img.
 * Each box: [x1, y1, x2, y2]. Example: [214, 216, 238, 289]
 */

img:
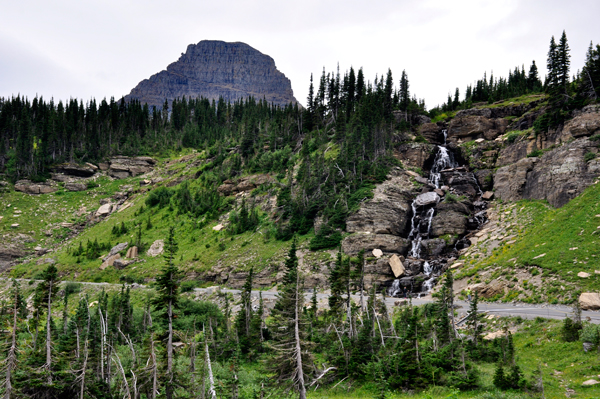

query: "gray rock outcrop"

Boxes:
[125, 40, 297, 109]
[495, 138, 600, 207]
[14, 180, 57, 194]
[107, 156, 156, 179]
[345, 168, 415, 236]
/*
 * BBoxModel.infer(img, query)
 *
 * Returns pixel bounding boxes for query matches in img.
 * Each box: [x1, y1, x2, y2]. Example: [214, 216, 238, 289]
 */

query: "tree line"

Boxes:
[433, 31, 600, 117]
[0, 235, 550, 398]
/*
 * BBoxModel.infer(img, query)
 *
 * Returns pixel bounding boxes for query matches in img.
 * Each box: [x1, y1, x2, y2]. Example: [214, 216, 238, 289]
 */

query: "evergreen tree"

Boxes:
[268, 238, 312, 398]
[399, 70, 410, 112]
[153, 226, 182, 399]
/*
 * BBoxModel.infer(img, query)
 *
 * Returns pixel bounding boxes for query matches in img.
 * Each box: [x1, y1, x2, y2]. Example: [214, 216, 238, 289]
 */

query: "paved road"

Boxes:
[6, 278, 597, 324]
[195, 287, 600, 324]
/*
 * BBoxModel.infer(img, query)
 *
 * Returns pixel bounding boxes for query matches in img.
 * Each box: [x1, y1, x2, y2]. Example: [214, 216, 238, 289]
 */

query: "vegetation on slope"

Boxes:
[456, 180, 600, 303]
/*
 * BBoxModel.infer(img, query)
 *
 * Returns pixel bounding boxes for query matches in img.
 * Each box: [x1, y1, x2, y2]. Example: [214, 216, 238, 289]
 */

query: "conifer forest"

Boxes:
[0, 31, 599, 398]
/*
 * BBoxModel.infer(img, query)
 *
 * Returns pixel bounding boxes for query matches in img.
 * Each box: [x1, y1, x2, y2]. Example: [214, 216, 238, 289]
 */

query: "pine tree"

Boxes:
[399, 70, 410, 112]
[152, 226, 182, 399]
[268, 238, 312, 398]
[465, 291, 484, 348]
[557, 30, 571, 95]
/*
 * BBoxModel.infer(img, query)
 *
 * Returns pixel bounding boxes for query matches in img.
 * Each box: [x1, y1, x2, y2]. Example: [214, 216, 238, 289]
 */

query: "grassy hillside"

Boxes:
[3, 152, 310, 285]
[455, 180, 600, 303]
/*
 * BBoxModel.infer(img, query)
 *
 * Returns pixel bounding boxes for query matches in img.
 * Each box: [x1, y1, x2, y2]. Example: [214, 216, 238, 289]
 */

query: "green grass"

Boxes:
[7, 162, 310, 285]
[475, 94, 547, 109]
[457, 181, 600, 303]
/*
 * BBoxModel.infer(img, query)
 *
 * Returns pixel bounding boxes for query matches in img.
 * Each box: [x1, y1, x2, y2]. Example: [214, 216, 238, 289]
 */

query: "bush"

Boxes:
[146, 186, 173, 208]
[584, 151, 597, 162]
[527, 149, 543, 158]
[180, 280, 199, 293]
[309, 225, 342, 250]
[580, 323, 600, 345]
[561, 317, 583, 342]
[444, 192, 459, 203]
[505, 131, 522, 144]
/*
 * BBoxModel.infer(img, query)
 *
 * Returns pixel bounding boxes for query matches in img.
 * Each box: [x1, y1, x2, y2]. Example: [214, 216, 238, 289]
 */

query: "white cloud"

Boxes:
[1, 0, 598, 108]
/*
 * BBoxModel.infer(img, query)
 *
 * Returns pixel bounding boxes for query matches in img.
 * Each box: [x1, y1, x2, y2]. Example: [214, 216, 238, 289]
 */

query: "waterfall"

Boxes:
[389, 279, 402, 297]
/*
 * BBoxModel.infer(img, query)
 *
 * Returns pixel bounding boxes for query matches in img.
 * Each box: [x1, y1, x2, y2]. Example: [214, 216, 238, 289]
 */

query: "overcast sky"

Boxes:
[1, 0, 598, 109]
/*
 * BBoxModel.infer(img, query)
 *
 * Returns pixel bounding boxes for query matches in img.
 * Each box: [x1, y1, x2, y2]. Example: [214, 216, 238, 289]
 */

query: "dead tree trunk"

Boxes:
[294, 272, 307, 399]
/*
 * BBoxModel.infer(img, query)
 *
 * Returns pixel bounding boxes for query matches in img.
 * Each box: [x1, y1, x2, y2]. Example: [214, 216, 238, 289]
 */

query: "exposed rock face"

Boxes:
[14, 180, 57, 194]
[53, 163, 96, 177]
[448, 115, 508, 141]
[217, 174, 275, 196]
[341, 233, 410, 255]
[494, 158, 538, 202]
[495, 138, 600, 207]
[418, 123, 444, 144]
[107, 156, 156, 179]
[125, 40, 297, 109]
[345, 168, 415, 236]
[563, 104, 600, 138]
[395, 143, 436, 169]
[65, 182, 87, 192]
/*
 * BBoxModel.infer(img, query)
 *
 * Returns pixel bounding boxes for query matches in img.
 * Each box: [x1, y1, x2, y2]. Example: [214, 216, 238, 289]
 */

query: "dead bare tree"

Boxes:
[3, 280, 21, 399]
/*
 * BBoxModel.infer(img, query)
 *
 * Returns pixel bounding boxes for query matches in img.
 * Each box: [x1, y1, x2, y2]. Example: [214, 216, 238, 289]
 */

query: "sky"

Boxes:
[1, 0, 598, 109]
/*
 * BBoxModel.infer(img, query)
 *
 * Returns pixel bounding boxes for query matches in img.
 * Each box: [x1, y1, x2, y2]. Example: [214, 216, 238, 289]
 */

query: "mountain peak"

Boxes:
[125, 40, 297, 108]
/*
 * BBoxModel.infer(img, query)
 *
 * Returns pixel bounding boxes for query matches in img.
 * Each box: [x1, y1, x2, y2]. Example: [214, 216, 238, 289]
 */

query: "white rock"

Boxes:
[147, 239, 164, 257]
[414, 192, 440, 207]
[450, 262, 464, 269]
[372, 248, 383, 258]
[389, 254, 405, 278]
[10, 224, 19, 228]
[578, 272, 591, 278]
[582, 379, 600, 386]
[532, 253, 546, 259]
[212, 224, 224, 231]
[579, 293, 600, 310]
[95, 203, 113, 217]
[475, 138, 485, 143]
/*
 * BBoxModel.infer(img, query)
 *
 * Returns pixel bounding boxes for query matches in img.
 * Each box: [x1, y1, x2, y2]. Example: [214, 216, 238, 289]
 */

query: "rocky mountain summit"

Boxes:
[125, 40, 298, 109]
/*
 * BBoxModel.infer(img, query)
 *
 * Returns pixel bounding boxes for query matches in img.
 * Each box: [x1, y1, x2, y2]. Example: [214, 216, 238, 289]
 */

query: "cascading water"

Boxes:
[388, 129, 487, 298]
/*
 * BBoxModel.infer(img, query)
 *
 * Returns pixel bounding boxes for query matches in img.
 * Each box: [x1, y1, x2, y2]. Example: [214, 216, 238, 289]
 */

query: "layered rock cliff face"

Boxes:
[125, 41, 297, 109]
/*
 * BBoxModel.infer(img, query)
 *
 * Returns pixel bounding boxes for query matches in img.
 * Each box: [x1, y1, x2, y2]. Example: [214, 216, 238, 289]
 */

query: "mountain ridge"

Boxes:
[124, 40, 298, 109]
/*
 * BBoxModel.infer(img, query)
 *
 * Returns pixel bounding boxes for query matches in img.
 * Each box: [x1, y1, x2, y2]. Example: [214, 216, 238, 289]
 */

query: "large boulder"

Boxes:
[389, 254, 405, 278]
[346, 168, 415, 235]
[95, 203, 113, 217]
[563, 104, 600, 138]
[448, 115, 508, 142]
[579, 292, 600, 310]
[53, 163, 96, 177]
[65, 182, 87, 192]
[217, 174, 275, 196]
[147, 240, 164, 257]
[494, 158, 538, 203]
[14, 180, 57, 194]
[108, 156, 156, 179]
[103, 242, 129, 261]
[341, 233, 410, 255]
[414, 192, 440, 207]
[395, 143, 436, 169]
[430, 210, 469, 237]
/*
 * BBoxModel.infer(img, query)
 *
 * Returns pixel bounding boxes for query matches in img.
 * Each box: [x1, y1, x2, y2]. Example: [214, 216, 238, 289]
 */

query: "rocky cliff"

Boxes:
[125, 40, 298, 109]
